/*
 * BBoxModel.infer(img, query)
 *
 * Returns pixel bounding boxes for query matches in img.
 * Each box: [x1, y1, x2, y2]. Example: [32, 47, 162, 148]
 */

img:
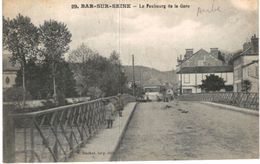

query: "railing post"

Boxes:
[244, 93, 250, 108]
[24, 127, 27, 162]
[53, 123, 59, 161]
[3, 107, 16, 163]
[69, 132, 74, 157]
[29, 120, 35, 163]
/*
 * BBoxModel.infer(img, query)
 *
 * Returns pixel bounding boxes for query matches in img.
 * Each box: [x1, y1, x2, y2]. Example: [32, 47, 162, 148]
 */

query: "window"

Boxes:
[183, 89, 192, 94]
[184, 74, 190, 83]
[196, 74, 202, 84]
[226, 73, 228, 81]
[5, 77, 10, 84]
[234, 68, 242, 80]
[248, 65, 258, 78]
[222, 73, 228, 81]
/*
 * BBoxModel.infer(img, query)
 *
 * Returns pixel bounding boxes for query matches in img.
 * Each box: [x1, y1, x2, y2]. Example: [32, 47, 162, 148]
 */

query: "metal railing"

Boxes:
[178, 92, 259, 110]
[4, 95, 135, 163]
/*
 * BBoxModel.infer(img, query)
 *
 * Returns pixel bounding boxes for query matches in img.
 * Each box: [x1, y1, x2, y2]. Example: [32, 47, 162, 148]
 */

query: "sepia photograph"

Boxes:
[1, 0, 259, 163]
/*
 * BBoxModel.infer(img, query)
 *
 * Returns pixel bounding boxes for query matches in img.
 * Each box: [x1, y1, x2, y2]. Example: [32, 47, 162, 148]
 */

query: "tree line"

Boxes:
[3, 14, 128, 107]
[68, 44, 128, 99]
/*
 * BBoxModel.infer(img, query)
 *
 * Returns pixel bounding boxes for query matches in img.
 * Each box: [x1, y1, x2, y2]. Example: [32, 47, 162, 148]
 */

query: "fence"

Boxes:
[178, 92, 259, 110]
[3, 95, 135, 163]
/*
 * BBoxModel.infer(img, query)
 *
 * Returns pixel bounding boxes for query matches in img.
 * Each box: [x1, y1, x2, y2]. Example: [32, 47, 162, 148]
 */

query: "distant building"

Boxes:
[127, 80, 141, 89]
[231, 34, 259, 93]
[3, 52, 20, 90]
[176, 48, 233, 94]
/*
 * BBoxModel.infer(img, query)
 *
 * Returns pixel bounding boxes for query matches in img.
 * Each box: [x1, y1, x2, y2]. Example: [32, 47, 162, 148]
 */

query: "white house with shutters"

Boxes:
[176, 48, 233, 94]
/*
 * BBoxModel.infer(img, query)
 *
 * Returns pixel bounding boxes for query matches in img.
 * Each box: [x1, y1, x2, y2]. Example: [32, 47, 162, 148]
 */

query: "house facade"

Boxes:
[231, 34, 259, 93]
[3, 52, 20, 90]
[176, 48, 233, 94]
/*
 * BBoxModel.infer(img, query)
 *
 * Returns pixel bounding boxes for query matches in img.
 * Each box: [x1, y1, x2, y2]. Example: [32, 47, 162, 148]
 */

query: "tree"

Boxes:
[3, 14, 39, 107]
[69, 45, 110, 96]
[15, 59, 52, 99]
[88, 87, 103, 100]
[241, 80, 252, 93]
[68, 43, 129, 97]
[69, 43, 96, 63]
[108, 51, 123, 93]
[15, 59, 78, 100]
[199, 74, 225, 92]
[85, 54, 110, 94]
[99, 51, 127, 96]
[68, 44, 97, 96]
[68, 45, 128, 97]
[39, 20, 72, 104]
[55, 61, 78, 98]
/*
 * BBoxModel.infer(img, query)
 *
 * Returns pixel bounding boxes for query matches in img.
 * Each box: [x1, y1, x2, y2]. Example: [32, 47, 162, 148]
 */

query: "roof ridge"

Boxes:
[240, 46, 252, 55]
[181, 48, 209, 64]
[180, 48, 224, 65]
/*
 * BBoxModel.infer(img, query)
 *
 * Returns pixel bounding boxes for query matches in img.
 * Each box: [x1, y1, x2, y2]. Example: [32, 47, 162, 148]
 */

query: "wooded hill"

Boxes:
[123, 65, 177, 88]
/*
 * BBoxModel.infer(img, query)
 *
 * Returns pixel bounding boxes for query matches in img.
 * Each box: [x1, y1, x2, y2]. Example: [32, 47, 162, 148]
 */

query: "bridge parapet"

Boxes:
[178, 92, 259, 110]
[3, 94, 135, 163]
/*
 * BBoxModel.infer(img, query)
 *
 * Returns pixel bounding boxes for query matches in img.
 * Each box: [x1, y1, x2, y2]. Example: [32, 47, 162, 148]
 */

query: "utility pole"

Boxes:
[140, 70, 142, 87]
[179, 56, 183, 95]
[195, 68, 197, 93]
[118, 63, 121, 94]
[132, 54, 135, 96]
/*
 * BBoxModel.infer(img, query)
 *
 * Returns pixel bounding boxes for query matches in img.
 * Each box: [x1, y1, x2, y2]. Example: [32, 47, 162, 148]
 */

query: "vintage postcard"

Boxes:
[2, 0, 259, 163]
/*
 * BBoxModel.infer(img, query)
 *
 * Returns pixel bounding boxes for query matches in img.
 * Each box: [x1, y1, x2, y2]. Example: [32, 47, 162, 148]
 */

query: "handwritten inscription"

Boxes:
[197, 0, 221, 16]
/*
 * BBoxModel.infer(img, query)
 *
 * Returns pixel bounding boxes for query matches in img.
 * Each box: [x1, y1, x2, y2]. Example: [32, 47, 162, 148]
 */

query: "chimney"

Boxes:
[184, 49, 193, 59]
[210, 48, 218, 58]
[251, 34, 258, 53]
[177, 55, 182, 65]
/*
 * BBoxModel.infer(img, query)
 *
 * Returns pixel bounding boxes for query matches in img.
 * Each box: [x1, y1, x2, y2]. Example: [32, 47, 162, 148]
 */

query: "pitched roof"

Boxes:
[176, 66, 233, 74]
[231, 46, 258, 62]
[181, 49, 208, 64]
[181, 48, 224, 65]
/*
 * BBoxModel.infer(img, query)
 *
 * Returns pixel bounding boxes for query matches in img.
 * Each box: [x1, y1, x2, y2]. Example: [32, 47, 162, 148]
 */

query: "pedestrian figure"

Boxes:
[118, 94, 123, 117]
[104, 100, 116, 128]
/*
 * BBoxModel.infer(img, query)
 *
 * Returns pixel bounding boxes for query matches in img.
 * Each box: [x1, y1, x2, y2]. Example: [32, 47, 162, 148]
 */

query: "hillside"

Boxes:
[123, 65, 177, 88]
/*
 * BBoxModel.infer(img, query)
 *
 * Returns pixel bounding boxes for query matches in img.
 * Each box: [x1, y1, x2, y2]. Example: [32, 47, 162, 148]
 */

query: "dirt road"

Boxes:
[113, 101, 259, 161]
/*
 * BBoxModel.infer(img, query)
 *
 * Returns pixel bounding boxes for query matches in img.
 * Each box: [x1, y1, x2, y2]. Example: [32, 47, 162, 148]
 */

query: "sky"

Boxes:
[3, 0, 259, 71]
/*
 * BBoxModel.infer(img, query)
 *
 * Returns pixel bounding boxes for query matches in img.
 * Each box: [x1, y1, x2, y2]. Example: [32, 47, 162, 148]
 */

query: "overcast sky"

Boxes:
[3, 0, 259, 71]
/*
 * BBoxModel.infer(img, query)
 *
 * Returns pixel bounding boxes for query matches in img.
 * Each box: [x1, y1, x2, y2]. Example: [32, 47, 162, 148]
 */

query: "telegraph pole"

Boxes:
[132, 54, 135, 96]
[118, 64, 121, 94]
[179, 56, 183, 95]
[140, 70, 142, 87]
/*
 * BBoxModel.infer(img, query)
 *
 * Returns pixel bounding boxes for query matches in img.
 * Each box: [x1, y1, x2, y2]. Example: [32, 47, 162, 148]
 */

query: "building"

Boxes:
[176, 48, 234, 94]
[231, 34, 259, 93]
[3, 52, 20, 90]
